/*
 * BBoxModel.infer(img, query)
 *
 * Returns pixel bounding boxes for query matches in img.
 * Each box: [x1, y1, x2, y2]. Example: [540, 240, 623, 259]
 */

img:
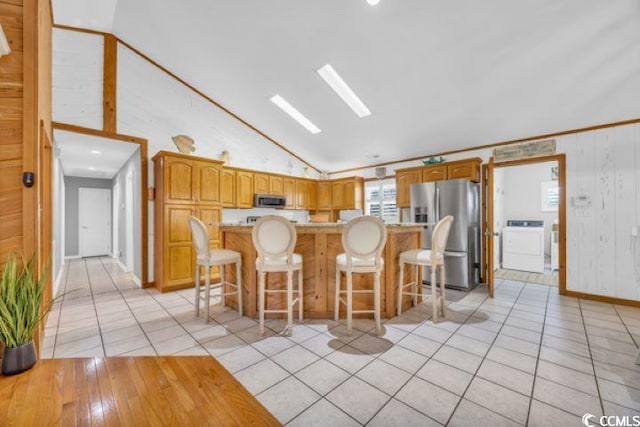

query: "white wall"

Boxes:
[332, 123, 640, 301]
[52, 29, 103, 129]
[112, 149, 142, 280]
[502, 161, 558, 257]
[52, 148, 65, 297]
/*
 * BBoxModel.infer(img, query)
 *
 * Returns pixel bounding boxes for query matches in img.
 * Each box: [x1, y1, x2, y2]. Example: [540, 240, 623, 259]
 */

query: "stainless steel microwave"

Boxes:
[254, 194, 286, 209]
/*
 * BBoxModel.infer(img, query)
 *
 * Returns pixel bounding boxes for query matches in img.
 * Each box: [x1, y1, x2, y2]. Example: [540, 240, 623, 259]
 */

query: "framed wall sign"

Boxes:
[494, 139, 556, 162]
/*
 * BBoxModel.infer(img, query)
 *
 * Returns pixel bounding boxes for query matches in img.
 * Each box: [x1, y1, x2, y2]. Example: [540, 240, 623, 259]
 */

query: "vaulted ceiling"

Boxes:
[52, 0, 640, 172]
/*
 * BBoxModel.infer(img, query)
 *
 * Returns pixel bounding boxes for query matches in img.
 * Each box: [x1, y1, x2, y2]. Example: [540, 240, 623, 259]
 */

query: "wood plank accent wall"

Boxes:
[0, 0, 52, 353]
[102, 34, 117, 132]
[0, 0, 25, 265]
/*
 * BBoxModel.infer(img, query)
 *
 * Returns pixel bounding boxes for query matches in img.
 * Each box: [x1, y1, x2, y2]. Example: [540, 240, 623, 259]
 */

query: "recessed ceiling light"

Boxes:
[88, 167, 96, 170]
[317, 64, 371, 118]
[270, 94, 321, 134]
[90, 150, 101, 154]
[367, 0, 380, 5]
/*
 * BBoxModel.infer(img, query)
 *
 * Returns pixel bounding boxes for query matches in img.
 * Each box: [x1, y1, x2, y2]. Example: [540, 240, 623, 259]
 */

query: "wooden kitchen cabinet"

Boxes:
[422, 165, 447, 182]
[236, 171, 254, 208]
[153, 151, 223, 292]
[331, 177, 363, 210]
[295, 179, 307, 209]
[307, 181, 317, 210]
[269, 175, 284, 195]
[194, 161, 221, 205]
[447, 160, 480, 182]
[332, 181, 345, 209]
[395, 168, 421, 208]
[283, 177, 296, 209]
[317, 181, 332, 210]
[344, 181, 355, 208]
[163, 156, 196, 204]
[221, 169, 236, 207]
[254, 173, 270, 195]
[395, 158, 483, 208]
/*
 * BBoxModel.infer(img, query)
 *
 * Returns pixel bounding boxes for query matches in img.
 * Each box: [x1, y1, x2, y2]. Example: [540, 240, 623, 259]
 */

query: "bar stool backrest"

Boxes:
[342, 215, 388, 267]
[189, 216, 210, 261]
[252, 215, 297, 265]
[431, 215, 454, 260]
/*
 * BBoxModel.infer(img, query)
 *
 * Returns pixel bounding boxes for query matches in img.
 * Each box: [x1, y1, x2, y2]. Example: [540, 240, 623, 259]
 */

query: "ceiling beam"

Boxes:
[102, 33, 117, 133]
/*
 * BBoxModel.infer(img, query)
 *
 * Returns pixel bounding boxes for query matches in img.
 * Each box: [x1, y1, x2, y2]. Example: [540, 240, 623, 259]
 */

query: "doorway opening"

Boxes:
[52, 128, 147, 297]
[483, 154, 566, 297]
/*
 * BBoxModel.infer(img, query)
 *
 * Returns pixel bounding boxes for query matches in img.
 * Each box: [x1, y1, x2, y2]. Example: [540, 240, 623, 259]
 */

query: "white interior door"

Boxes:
[79, 188, 111, 257]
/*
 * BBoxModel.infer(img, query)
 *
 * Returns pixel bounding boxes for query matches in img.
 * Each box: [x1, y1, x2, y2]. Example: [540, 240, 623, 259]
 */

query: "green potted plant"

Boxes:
[0, 254, 49, 375]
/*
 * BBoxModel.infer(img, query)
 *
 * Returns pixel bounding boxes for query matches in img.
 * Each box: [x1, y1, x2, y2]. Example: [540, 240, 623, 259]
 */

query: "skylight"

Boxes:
[270, 94, 321, 134]
[317, 64, 371, 118]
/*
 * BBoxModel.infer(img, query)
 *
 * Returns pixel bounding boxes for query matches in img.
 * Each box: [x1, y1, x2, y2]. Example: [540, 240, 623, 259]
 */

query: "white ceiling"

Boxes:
[53, 0, 640, 172]
[54, 130, 139, 179]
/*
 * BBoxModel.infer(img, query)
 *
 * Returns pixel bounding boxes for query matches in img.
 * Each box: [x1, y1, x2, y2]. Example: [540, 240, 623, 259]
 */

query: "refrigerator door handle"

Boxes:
[443, 251, 467, 257]
[435, 187, 440, 222]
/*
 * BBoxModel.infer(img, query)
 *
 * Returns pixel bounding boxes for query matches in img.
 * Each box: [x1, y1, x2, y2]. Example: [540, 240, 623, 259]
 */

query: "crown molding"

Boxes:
[329, 117, 640, 175]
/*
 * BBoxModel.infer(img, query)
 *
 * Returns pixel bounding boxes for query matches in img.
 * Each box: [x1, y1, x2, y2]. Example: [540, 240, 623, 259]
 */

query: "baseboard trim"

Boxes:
[115, 258, 127, 272]
[65, 255, 81, 260]
[564, 290, 640, 308]
[53, 269, 64, 298]
[115, 257, 142, 287]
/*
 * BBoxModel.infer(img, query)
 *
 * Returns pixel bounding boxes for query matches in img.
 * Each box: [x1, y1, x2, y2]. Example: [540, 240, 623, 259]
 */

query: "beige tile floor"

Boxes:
[495, 268, 558, 287]
[43, 257, 640, 425]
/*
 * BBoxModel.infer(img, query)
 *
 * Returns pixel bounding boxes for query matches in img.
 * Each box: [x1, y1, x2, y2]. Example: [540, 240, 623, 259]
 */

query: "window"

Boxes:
[541, 181, 559, 212]
[365, 179, 398, 222]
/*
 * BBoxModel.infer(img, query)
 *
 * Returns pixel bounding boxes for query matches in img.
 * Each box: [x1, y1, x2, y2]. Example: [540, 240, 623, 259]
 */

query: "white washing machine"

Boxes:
[502, 220, 545, 273]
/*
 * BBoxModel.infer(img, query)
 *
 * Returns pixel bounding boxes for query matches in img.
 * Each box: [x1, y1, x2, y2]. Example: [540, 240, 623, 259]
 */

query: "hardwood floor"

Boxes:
[0, 357, 281, 426]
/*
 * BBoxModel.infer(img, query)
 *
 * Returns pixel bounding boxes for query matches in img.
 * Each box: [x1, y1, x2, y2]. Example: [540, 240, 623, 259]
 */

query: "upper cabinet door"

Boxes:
[165, 157, 195, 204]
[195, 162, 221, 205]
[343, 181, 355, 209]
[307, 181, 317, 211]
[295, 179, 307, 209]
[269, 176, 284, 196]
[222, 169, 236, 208]
[422, 165, 447, 182]
[254, 173, 270, 195]
[317, 182, 332, 210]
[283, 178, 296, 209]
[447, 161, 480, 182]
[236, 171, 254, 208]
[332, 182, 344, 210]
[396, 170, 421, 208]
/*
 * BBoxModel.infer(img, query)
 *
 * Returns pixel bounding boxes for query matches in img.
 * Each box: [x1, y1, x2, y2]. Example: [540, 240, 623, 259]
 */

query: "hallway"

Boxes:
[62, 257, 138, 299]
[43, 257, 207, 358]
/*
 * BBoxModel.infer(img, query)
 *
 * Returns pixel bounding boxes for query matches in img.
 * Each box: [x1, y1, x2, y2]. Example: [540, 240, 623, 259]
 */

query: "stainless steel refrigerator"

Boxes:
[410, 179, 481, 290]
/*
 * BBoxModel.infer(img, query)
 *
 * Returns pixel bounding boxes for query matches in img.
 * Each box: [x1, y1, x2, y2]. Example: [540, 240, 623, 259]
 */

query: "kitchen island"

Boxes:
[220, 223, 424, 319]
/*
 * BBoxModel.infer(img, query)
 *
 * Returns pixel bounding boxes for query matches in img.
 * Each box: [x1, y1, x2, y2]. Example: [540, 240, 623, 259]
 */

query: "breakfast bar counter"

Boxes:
[220, 223, 424, 319]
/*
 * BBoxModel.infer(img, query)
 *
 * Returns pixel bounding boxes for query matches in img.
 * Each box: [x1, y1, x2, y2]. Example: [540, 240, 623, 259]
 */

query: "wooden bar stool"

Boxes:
[397, 215, 454, 323]
[189, 217, 243, 323]
[335, 216, 388, 335]
[252, 215, 303, 336]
